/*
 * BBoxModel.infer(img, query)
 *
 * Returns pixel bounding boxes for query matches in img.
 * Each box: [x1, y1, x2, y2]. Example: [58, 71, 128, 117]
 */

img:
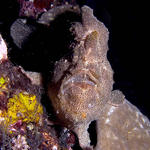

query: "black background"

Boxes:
[0, 0, 150, 119]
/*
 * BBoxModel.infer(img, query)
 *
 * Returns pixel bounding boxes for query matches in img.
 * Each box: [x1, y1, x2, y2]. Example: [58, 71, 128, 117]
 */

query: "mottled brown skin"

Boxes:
[48, 6, 114, 148]
[48, 6, 150, 150]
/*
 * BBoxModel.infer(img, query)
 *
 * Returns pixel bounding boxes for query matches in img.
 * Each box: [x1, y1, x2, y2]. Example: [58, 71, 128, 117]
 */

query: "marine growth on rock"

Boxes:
[0, 35, 74, 150]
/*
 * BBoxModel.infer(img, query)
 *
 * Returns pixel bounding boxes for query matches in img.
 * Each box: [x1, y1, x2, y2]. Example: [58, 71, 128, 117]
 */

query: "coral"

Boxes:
[39, 132, 59, 150]
[18, 0, 76, 19]
[18, 0, 48, 19]
[0, 76, 9, 111]
[12, 135, 29, 150]
[0, 35, 66, 150]
[59, 128, 75, 149]
[1, 92, 43, 131]
[0, 77, 6, 88]
[0, 34, 7, 63]
[0, 48, 43, 129]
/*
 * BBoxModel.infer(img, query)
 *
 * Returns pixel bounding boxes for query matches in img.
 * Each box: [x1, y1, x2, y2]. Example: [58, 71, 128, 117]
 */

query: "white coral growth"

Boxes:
[12, 135, 29, 150]
[0, 34, 7, 62]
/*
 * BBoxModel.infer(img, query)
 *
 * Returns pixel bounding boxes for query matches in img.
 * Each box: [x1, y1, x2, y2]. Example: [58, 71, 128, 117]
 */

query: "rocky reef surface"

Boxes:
[0, 1, 150, 150]
[0, 34, 75, 150]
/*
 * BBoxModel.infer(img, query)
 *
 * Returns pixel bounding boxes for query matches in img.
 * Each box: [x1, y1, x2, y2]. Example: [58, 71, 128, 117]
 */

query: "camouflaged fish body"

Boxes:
[48, 6, 150, 150]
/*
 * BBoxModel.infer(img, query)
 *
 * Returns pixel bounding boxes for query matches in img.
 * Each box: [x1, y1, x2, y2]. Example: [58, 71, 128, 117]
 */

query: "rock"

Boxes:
[96, 99, 150, 150]
[0, 35, 73, 150]
[18, 0, 51, 19]
[22, 71, 43, 86]
[38, 4, 80, 25]
[10, 19, 36, 49]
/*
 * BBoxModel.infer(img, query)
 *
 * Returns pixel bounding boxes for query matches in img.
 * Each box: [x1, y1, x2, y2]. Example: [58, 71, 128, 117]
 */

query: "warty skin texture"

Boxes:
[48, 6, 150, 150]
[48, 5, 113, 148]
[48, 5, 113, 125]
